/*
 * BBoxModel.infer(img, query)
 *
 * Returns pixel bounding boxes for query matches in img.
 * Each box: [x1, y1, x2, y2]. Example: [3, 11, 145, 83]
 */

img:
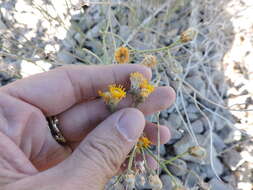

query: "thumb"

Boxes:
[3, 108, 145, 190]
[67, 108, 145, 188]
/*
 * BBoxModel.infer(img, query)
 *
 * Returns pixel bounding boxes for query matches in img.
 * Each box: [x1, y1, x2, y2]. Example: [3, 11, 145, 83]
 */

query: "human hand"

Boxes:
[0, 64, 175, 190]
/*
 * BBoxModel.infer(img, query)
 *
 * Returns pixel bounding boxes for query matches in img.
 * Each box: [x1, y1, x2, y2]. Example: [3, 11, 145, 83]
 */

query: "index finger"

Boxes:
[0, 64, 151, 116]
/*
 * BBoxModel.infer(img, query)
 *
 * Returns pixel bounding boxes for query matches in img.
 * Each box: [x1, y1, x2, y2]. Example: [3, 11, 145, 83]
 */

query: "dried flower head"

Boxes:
[137, 136, 152, 149]
[180, 28, 197, 43]
[129, 72, 154, 104]
[148, 174, 163, 190]
[98, 84, 126, 111]
[188, 146, 206, 159]
[115, 47, 130, 64]
[141, 55, 157, 68]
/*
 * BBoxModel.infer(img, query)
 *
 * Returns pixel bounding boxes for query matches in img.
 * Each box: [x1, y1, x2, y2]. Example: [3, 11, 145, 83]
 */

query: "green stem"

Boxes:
[144, 148, 177, 187]
[163, 151, 189, 165]
[127, 145, 137, 171]
[130, 39, 181, 54]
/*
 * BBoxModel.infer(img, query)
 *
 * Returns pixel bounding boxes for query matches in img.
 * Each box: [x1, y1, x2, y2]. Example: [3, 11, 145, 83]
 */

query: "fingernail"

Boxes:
[116, 108, 144, 142]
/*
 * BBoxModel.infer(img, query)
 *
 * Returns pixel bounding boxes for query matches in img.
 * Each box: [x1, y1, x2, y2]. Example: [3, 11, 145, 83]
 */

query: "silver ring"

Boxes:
[47, 116, 67, 145]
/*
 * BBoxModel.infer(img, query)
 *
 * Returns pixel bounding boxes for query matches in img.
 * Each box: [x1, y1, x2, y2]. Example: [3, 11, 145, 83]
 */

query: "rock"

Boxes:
[173, 134, 206, 163]
[222, 149, 245, 171]
[167, 158, 188, 176]
[166, 126, 183, 144]
[20, 60, 51, 77]
[209, 178, 234, 190]
[214, 116, 227, 131]
[160, 175, 173, 190]
[173, 133, 220, 165]
[160, 111, 169, 119]
[167, 113, 182, 129]
[187, 112, 200, 121]
[160, 175, 183, 190]
[86, 22, 105, 39]
[0, 19, 7, 30]
[57, 50, 75, 64]
[155, 145, 166, 156]
[119, 25, 131, 40]
[212, 133, 226, 153]
[191, 119, 205, 134]
[185, 172, 199, 188]
[186, 74, 205, 92]
[224, 129, 242, 144]
[200, 157, 224, 178]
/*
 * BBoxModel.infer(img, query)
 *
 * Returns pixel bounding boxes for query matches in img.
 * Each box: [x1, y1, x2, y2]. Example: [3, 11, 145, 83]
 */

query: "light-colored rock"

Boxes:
[167, 158, 188, 176]
[167, 126, 183, 144]
[167, 113, 182, 129]
[209, 178, 234, 190]
[160, 175, 173, 190]
[57, 50, 75, 64]
[222, 149, 245, 171]
[191, 119, 205, 134]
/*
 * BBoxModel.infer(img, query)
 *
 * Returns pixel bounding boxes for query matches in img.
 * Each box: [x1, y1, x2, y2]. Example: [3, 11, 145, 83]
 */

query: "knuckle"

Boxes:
[82, 136, 124, 175]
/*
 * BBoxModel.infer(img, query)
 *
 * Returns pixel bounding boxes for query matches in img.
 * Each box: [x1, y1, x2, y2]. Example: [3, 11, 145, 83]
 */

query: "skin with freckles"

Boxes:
[0, 64, 175, 190]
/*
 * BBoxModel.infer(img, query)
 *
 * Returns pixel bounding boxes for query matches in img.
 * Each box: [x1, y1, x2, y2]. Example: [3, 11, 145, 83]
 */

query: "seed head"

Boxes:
[141, 55, 157, 68]
[188, 146, 206, 159]
[180, 28, 197, 43]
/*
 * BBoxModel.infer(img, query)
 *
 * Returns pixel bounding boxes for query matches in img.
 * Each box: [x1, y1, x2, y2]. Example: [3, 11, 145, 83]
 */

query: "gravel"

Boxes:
[1, 0, 252, 189]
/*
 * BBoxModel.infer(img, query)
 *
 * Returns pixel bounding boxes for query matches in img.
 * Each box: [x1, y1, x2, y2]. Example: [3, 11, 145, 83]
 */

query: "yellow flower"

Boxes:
[130, 72, 146, 89]
[114, 47, 130, 64]
[108, 84, 126, 100]
[140, 80, 155, 98]
[141, 55, 157, 68]
[98, 84, 126, 111]
[137, 136, 152, 149]
[129, 72, 155, 104]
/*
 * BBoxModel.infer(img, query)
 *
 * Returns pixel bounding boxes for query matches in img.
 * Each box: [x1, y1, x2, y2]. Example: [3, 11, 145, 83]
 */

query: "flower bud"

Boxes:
[188, 146, 206, 159]
[180, 28, 197, 43]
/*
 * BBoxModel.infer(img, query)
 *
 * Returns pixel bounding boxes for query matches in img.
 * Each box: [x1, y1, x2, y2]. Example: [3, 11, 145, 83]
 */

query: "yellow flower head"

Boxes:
[137, 136, 152, 149]
[141, 55, 157, 68]
[130, 72, 146, 89]
[98, 84, 126, 111]
[108, 84, 126, 100]
[140, 80, 154, 98]
[130, 72, 154, 102]
[114, 47, 130, 64]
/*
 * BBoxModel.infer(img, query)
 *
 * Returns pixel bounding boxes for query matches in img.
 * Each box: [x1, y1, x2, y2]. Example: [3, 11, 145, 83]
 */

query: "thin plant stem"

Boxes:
[130, 39, 181, 54]
[128, 145, 137, 171]
[144, 148, 178, 187]
[163, 151, 189, 165]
